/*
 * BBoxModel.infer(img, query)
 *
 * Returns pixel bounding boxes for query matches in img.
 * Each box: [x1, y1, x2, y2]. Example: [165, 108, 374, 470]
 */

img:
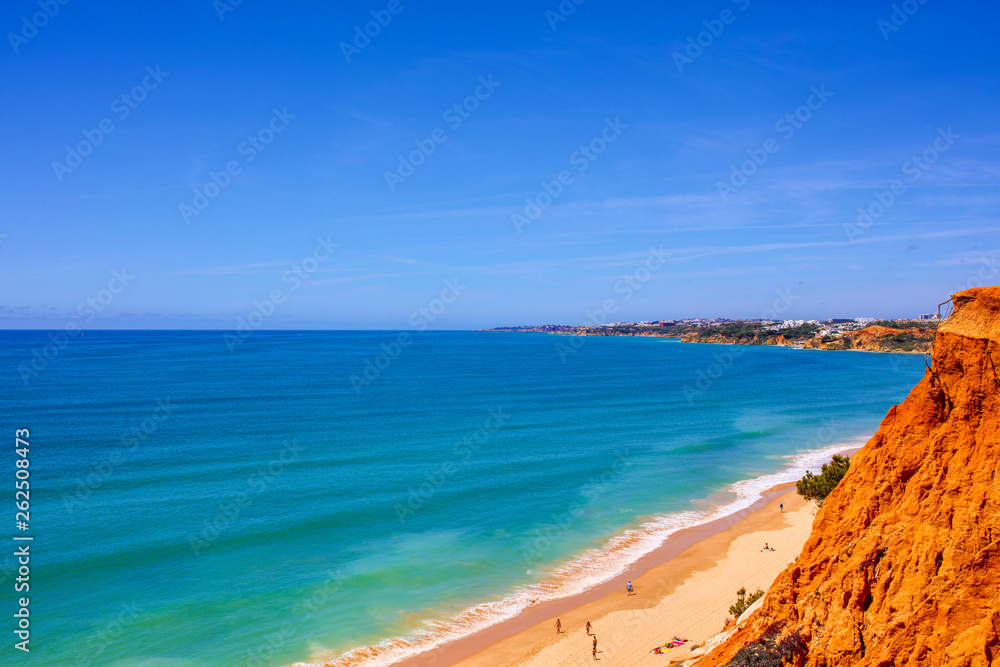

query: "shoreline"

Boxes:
[315, 446, 861, 667]
[402, 447, 859, 666]
[456, 486, 818, 667]
[395, 483, 803, 667]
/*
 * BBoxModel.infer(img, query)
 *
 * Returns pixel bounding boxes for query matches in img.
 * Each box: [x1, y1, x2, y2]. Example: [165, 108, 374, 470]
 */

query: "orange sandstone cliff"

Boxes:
[850, 325, 934, 349]
[700, 287, 1000, 667]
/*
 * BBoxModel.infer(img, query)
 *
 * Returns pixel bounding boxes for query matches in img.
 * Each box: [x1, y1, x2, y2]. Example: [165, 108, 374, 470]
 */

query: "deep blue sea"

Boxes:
[1, 331, 926, 666]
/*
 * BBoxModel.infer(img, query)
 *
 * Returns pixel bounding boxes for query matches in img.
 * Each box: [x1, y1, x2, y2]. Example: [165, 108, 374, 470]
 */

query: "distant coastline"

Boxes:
[480, 319, 938, 354]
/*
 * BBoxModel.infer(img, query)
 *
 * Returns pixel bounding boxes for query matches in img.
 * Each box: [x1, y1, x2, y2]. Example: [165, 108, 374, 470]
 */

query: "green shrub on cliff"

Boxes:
[729, 587, 765, 619]
[796, 455, 851, 506]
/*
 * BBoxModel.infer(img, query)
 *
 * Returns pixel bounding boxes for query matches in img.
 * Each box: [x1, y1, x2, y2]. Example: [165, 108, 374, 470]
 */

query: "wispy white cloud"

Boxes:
[914, 249, 1000, 267]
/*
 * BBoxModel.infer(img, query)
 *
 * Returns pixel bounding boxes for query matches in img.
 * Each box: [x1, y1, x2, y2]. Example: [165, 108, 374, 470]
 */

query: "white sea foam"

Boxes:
[294, 439, 867, 667]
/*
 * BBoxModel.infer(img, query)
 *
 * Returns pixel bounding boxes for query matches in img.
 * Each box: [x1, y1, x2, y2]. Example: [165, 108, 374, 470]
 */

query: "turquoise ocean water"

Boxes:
[1, 331, 926, 666]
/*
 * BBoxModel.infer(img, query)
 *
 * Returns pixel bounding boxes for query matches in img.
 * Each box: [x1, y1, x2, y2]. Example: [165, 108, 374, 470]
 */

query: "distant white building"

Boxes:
[854, 317, 877, 325]
[917, 313, 939, 320]
[771, 319, 818, 330]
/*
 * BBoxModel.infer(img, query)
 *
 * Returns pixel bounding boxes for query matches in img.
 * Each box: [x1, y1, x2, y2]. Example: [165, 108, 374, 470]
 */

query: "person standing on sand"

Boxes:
[555, 618, 561, 634]
[586, 621, 592, 635]
[626, 580, 633, 595]
[780, 502, 784, 512]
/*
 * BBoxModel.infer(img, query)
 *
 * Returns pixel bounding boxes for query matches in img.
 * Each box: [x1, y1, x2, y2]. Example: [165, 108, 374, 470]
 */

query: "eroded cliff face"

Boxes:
[803, 326, 936, 353]
[679, 333, 788, 346]
[701, 287, 1000, 667]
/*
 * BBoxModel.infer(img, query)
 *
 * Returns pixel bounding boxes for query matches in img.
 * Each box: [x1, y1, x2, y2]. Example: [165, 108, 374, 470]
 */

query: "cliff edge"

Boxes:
[699, 287, 1000, 667]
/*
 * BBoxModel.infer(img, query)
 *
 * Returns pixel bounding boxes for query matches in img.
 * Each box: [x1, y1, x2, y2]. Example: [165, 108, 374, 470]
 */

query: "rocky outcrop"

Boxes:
[804, 326, 935, 353]
[850, 325, 935, 353]
[803, 337, 852, 351]
[679, 334, 789, 346]
[700, 287, 1000, 667]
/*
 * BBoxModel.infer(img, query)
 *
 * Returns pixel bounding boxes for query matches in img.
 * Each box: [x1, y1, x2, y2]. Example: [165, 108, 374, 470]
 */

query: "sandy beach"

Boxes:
[392, 486, 815, 667]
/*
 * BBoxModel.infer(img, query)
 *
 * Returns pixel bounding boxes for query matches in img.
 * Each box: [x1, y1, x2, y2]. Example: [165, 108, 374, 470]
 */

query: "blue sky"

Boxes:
[1, 0, 998, 329]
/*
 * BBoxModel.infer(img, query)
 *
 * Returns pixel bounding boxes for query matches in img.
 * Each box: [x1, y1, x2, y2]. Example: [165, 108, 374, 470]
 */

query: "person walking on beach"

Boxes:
[555, 618, 562, 634]
[626, 580, 633, 595]
[593, 636, 599, 660]
[780, 502, 784, 512]
[586, 621, 592, 635]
